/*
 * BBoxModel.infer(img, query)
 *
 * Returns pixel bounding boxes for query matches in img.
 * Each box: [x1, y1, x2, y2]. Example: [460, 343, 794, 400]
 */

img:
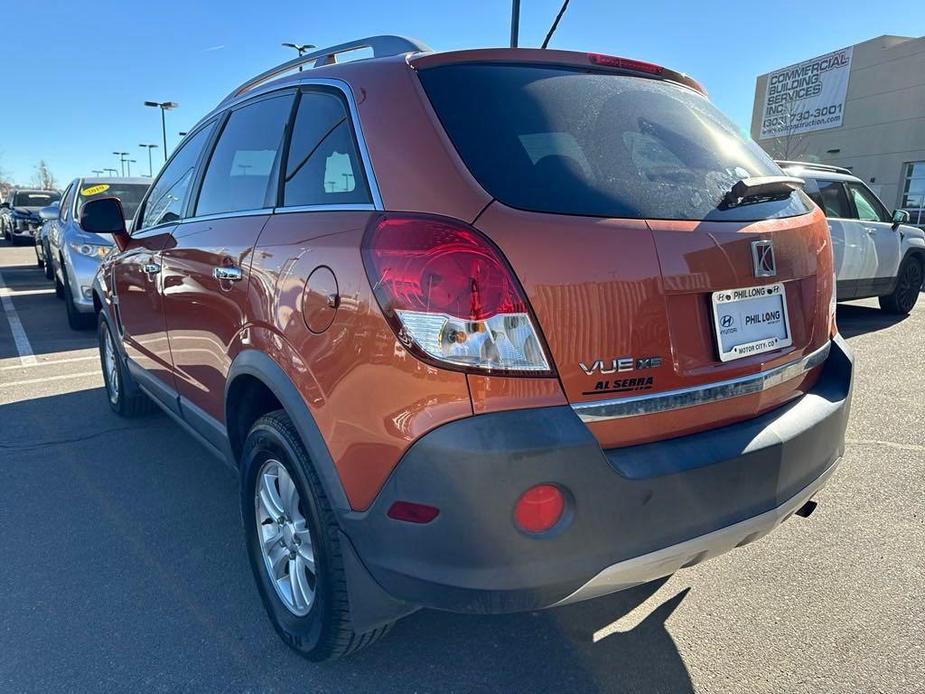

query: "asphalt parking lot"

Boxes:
[0, 238, 922, 693]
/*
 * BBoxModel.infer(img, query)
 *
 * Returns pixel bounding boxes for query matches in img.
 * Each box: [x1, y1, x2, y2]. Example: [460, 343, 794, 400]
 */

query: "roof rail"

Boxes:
[220, 35, 432, 107]
[775, 160, 853, 175]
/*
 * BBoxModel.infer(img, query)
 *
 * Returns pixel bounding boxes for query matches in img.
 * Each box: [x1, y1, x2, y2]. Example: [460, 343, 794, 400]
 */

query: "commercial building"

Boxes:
[750, 34, 925, 226]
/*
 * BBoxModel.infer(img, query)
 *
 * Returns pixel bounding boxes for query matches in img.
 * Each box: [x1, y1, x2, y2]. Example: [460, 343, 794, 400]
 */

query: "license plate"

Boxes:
[711, 282, 792, 362]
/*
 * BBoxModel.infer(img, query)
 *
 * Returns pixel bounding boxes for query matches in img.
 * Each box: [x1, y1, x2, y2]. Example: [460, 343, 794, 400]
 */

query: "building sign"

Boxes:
[759, 46, 853, 140]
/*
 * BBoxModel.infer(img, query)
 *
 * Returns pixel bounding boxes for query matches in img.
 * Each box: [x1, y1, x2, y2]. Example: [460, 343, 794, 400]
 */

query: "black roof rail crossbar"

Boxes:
[775, 160, 853, 176]
[220, 35, 431, 107]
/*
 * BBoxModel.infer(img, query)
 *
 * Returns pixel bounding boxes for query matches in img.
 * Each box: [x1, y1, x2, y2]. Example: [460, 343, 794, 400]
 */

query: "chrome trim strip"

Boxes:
[274, 203, 377, 214]
[572, 341, 831, 423]
[553, 458, 840, 606]
[180, 208, 274, 225]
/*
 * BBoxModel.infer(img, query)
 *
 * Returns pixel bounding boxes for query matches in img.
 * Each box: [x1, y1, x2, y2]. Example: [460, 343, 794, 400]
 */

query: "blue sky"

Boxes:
[1, 0, 922, 186]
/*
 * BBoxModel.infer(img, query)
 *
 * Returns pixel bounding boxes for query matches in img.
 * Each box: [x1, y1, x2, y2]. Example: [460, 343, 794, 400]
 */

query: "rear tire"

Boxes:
[241, 411, 393, 661]
[98, 315, 155, 417]
[879, 256, 923, 314]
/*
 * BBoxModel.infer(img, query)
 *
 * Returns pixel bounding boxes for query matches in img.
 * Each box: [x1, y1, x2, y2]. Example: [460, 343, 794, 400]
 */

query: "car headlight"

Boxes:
[69, 241, 111, 259]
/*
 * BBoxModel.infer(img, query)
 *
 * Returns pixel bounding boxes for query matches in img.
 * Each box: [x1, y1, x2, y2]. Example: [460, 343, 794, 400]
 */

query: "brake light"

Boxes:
[362, 214, 553, 375]
[589, 53, 662, 75]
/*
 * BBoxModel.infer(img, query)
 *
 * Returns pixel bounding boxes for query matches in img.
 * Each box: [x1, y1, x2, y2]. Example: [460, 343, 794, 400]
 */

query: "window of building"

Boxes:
[900, 161, 925, 226]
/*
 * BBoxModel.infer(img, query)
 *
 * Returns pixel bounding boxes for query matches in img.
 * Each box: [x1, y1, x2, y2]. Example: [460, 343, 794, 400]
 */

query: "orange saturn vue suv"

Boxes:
[82, 36, 853, 660]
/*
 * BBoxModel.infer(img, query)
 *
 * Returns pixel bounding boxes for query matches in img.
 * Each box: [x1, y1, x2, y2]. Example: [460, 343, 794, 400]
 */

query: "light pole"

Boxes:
[126, 159, 137, 177]
[91, 169, 104, 176]
[282, 43, 316, 70]
[139, 144, 158, 177]
[103, 168, 118, 177]
[178, 131, 187, 138]
[510, 0, 521, 48]
[144, 101, 179, 160]
[113, 151, 129, 177]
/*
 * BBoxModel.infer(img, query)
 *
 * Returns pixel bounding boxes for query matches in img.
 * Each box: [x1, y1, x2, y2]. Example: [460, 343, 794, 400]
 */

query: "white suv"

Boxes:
[779, 161, 924, 314]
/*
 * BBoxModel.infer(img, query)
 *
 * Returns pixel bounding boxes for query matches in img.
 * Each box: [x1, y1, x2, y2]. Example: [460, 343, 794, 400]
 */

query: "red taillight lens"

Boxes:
[363, 214, 553, 375]
[387, 501, 440, 524]
[514, 484, 565, 534]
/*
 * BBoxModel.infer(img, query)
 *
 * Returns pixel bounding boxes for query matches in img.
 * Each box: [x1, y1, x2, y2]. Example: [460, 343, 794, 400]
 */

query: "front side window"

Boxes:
[847, 183, 887, 222]
[282, 90, 371, 207]
[195, 93, 294, 216]
[419, 63, 813, 222]
[140, 123, 215, 230]
[900, 161, 925, 226]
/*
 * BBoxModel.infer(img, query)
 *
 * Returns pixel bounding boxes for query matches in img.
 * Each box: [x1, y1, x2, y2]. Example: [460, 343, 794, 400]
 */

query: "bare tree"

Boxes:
[31, 160, 58, 190]
[0, 154, 12, 200]
[763, 100, 808, 161]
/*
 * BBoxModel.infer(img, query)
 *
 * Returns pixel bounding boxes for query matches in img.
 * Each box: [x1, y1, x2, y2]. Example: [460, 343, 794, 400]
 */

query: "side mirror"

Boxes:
[39, 204, 59, 221]
[80, 197, 130, 251]
[891, 209, 910, 227]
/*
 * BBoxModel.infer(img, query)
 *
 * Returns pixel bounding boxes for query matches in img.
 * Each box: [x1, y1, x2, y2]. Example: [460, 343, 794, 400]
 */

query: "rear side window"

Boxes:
[419, 64, 812, 222]
[196, 93, 294, 216]
[808, 180, 851, 219]
[282, 90, 371, 207]
[141, 123, 215, 229]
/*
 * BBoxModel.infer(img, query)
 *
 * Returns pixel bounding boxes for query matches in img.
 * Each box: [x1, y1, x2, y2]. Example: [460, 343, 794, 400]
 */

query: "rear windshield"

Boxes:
[419, 64, 812, 222]
[14, 191, 60, 208]
[78, 183, 149, 221]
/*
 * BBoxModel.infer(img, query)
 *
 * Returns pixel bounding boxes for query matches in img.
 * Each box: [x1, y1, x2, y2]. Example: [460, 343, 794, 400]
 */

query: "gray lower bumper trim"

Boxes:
[573, 341, 831, 422]
[553, 457, 840, 606]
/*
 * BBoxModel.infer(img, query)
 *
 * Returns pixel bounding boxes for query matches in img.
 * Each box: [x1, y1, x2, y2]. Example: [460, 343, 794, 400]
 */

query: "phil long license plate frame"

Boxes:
[711, 282, 792, 362]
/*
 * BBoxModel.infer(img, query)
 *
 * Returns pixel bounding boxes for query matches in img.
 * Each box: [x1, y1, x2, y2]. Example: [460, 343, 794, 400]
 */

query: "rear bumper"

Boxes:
[341, 335, 853, 614]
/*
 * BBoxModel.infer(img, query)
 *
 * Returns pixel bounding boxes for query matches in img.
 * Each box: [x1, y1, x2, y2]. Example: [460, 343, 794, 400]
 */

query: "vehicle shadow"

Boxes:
[836, 301, 908, 338]
[0, 386, 694, 692]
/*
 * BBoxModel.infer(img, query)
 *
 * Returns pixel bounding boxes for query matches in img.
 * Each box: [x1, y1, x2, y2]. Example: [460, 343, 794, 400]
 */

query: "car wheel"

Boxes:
[241, 411, 393, 661]
[62, 265, 93, 330]
[35, 243, 44, 268]
[98, 315, 155, 417]
[879, 256, 923, 314]
[43, 243, 54, 280]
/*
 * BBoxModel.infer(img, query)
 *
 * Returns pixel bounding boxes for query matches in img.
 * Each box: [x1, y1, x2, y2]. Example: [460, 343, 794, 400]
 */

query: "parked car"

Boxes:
[0, 189, 61, 245]
[47, 177, 150, 329]
[778, 161, 925, 313]
[85, 36, 853, 660]
[33, 202, 60, 273]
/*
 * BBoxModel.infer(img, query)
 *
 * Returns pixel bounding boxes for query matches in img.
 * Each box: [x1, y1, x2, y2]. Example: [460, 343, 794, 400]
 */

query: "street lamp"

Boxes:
[103, 168, 118, 176]
[282, 42, 316, 70]
[113, 151, 129, 177]
[126, 159, 137, 177]
[144, 100, 179, 160]
[178, 131, 187, 138]
[91, 169, 104, 176]
[139, 144, 159, 177]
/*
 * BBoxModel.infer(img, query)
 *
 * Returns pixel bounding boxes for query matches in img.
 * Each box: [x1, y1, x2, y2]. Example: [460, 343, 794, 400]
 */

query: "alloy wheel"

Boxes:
[255, 459, 317, 616]
[103, 327, 120, 405]
[897, 261, 923, 312]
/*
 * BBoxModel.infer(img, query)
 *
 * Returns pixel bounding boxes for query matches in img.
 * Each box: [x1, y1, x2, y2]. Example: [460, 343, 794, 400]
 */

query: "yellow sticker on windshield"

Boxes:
[80, 184, 110, 196]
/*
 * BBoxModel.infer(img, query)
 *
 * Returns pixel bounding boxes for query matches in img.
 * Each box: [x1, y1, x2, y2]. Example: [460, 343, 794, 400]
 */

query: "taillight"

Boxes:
[362, 214, 554, 375]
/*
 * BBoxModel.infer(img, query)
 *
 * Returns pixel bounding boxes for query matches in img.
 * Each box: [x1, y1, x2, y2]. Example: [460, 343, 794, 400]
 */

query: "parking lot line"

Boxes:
[0, 268, 37, 366]
[0, 371, 100, 388]
[0, 354, 97, 371]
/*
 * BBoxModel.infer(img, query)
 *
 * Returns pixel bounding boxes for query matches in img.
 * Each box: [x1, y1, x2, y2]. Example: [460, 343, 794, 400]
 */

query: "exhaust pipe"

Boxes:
[795, 499, 817, 518]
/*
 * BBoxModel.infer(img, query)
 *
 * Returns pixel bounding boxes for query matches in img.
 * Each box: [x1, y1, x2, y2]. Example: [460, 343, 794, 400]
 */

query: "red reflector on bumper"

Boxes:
[514, 484, 565, 533]
[387, 501, 440, 524]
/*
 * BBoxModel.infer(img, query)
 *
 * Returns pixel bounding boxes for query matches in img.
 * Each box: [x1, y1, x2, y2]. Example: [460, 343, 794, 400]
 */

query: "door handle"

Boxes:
[213, 266, 243, 281]
[142, 262, 161, 275]
[865, 227, 878, 234]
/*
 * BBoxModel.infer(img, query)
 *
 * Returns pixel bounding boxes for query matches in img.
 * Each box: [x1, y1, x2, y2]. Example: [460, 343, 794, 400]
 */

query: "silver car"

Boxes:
[47, 177, 150, 329]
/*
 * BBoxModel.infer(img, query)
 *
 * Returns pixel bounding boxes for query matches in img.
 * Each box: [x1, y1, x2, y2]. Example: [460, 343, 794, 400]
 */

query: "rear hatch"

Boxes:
[416, 55, 834, 447]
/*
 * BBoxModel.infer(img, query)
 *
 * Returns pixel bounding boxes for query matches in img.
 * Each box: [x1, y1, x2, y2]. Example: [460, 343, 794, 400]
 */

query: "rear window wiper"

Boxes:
[719, 176, 804, 209]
